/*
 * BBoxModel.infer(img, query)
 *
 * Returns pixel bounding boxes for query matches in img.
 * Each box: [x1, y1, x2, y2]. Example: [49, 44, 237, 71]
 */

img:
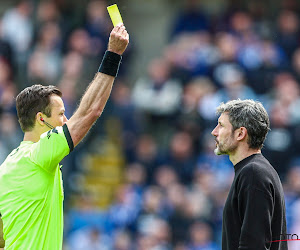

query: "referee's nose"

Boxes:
[63, 115, 68, 125]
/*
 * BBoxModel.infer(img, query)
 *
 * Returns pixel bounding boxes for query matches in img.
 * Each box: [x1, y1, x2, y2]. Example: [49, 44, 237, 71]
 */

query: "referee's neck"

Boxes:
[23, 130, 43, 143]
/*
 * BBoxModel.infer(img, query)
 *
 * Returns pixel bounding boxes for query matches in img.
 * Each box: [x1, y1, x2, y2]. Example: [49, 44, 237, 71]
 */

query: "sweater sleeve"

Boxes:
[237, 166, 274, 249]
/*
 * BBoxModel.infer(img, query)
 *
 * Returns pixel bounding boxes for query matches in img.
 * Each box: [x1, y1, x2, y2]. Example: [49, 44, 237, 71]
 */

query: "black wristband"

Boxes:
[98, 50, 122, 77]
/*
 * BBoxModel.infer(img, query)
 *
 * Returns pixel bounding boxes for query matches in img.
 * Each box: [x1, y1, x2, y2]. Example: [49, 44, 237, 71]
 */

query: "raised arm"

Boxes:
[66, 24, 129, 147]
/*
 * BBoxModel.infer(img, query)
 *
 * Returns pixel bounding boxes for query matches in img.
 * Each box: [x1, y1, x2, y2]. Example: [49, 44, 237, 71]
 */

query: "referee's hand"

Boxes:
[108, 24, 129, 55]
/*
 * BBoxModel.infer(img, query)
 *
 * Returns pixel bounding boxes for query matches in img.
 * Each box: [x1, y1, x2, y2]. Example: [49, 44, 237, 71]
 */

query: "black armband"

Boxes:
[98, 50, 122, 77]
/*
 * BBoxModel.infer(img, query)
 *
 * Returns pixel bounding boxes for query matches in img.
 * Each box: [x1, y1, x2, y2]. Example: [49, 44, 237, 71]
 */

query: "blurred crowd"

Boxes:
[1, 0, 300, 249]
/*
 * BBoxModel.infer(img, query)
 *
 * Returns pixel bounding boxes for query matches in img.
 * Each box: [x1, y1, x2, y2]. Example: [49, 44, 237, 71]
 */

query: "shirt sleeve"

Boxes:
[238, 166, 273, 249]
[29, 124, 74, 173]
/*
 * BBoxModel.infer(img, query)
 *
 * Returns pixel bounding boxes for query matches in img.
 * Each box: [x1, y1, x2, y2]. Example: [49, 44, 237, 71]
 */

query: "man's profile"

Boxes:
[0, 24, 129, 250]
[211, 99, 288, 250]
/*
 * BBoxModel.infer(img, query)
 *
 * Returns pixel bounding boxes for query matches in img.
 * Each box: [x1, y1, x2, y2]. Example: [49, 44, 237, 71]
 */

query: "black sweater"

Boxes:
[222, 154, 288, 250]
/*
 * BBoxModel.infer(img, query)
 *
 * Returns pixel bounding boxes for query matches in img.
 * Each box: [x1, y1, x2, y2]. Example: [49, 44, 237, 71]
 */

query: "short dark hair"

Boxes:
[216, 99, 270, 149]
[16, 85, 62, 132]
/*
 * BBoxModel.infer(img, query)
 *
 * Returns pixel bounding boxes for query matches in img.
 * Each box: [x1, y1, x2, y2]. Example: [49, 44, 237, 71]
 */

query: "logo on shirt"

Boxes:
[47, 128, 58, 139]
[9, 147, 19, 157]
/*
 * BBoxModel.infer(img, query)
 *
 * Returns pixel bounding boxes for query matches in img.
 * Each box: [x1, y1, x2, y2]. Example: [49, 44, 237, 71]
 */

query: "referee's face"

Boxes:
[47, 95, 68, 127]
[211, 113, 238, 156]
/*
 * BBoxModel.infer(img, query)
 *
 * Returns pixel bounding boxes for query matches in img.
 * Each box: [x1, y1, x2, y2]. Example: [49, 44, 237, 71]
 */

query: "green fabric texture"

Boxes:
[0, 126, 70, 250]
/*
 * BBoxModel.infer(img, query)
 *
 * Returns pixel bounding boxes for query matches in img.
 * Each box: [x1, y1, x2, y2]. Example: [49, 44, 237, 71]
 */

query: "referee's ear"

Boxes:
[36, 112, 45, 127]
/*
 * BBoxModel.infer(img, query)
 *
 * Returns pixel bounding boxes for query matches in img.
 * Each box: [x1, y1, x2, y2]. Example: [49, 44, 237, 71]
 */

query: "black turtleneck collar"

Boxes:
[233, 153, 262, 173]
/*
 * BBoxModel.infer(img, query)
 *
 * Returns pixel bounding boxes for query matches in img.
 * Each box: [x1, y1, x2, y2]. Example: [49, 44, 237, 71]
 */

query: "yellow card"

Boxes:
[107, 4, 123, 27]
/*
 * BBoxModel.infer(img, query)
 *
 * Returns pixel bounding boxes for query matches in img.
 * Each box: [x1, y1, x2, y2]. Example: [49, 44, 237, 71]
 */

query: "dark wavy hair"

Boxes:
[16, 85, 62, 132]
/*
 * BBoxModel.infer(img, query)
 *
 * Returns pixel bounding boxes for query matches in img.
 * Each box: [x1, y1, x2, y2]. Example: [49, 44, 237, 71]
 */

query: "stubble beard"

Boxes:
[214, 144, 226, 156]
[214, 139, 237, 156]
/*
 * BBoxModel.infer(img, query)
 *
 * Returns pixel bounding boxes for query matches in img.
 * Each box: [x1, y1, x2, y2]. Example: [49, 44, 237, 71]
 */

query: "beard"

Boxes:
[214, 146, 224, 155]
[214, 138, 237, 156]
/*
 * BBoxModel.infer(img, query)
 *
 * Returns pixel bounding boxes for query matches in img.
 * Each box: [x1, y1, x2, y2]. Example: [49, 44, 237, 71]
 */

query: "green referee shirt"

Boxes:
[0, 124, 73, 250]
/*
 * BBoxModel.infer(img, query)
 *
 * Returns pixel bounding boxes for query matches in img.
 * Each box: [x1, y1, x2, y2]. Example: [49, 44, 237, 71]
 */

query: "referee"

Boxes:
[0, 24, 129, 250]
[211, 99, 288, 250]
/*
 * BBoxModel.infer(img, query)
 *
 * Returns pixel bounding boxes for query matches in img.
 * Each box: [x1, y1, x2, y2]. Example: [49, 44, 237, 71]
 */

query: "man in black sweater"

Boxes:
[211, 99, 288, 250]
